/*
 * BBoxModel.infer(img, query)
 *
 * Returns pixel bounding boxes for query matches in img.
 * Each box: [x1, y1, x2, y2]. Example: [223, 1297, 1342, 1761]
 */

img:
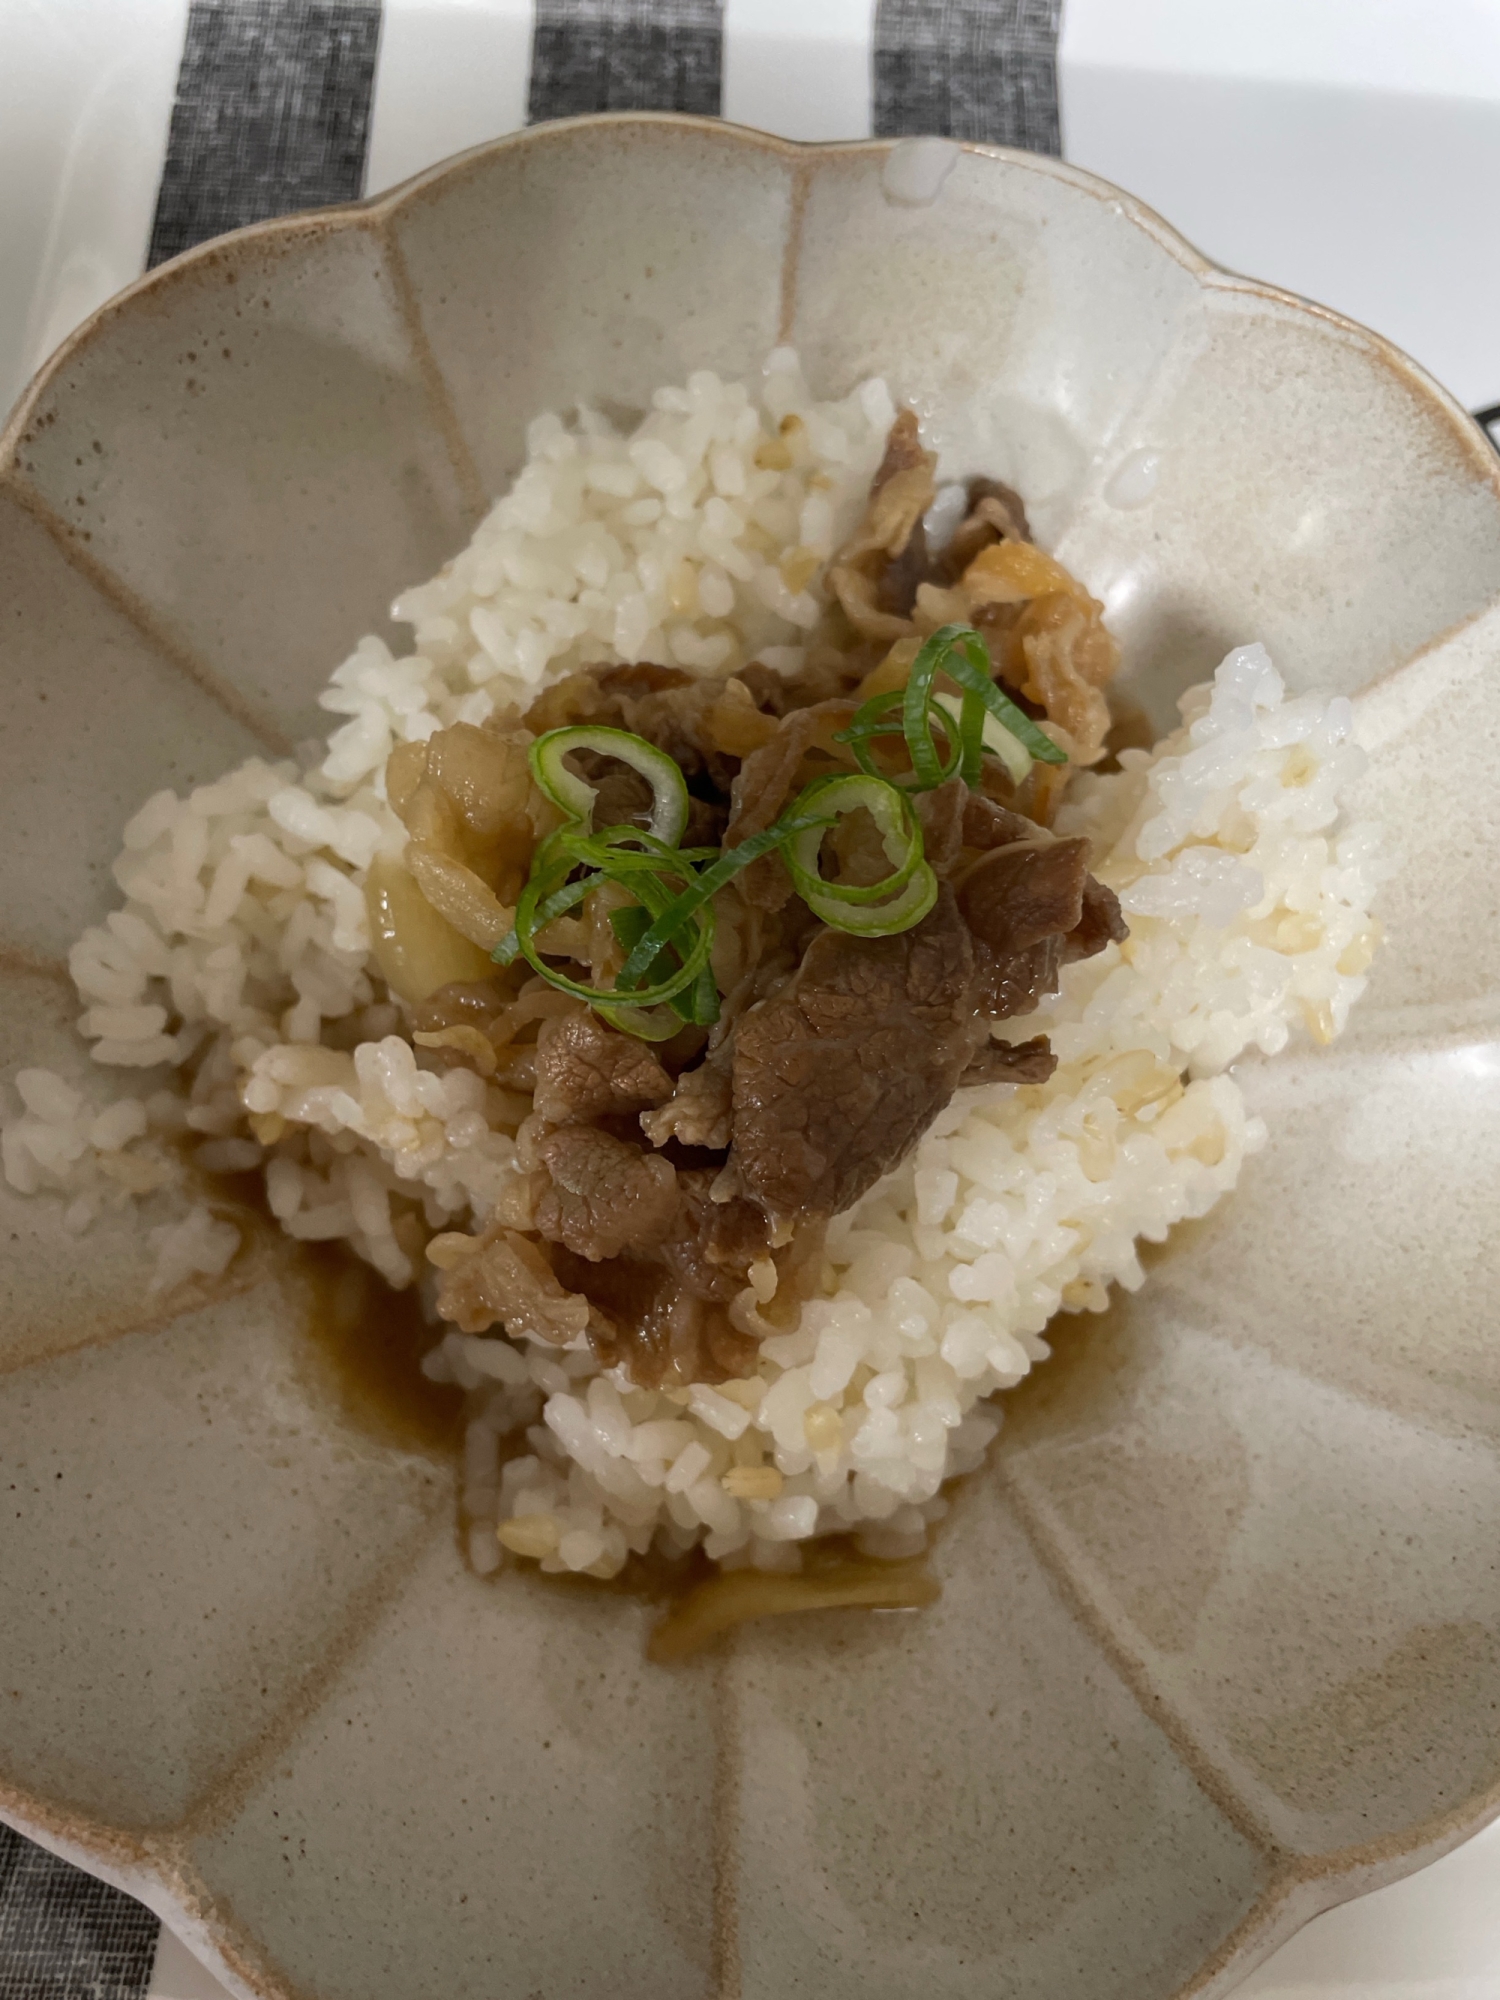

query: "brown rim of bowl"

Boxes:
[3, 110, 1497, 497]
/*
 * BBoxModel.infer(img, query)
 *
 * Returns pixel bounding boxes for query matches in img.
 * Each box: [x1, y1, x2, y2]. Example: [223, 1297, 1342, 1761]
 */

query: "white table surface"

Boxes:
[1, 4, 1496, 1996]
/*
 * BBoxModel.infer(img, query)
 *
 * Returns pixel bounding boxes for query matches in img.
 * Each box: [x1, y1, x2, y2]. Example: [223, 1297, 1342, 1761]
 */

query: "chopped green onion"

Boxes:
[842, 689, 970, 790]
[529, 725, 690, 847]
[932, 690, 1027, 787]
[493, 861, 603, 966]
[926, 625, 1066, 769]
[614, 812, 835, 993]
[512, 869, 716, 1013]
[836, 622, 1066, 792]
[668, 962, 722, 1027]
[566, 824, 719, 870]
[805, 861, 937, 935]
[608, 904, 654, 956]
[493, 806, 719, 1038]
[782, 773, 925, 908]
[902, 640, 955, 790]
[497, 678, 1033, 1039]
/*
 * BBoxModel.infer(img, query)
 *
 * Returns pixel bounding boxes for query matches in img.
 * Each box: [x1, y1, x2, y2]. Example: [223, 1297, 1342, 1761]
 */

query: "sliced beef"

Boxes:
[659, 1169, 771, 1303]
[973, 936, 1064, 1020]
[959, 835, 1088, 1019]
[967, 475, 1032, 541]
[533, 1011, 674, 1126]
[640, 1049, 734, 1151]
[725, 698, 860, 839]
[933, 476, 1033, 585]
[737, 659, 799, 719]
[594, 663, 694, 700]
[730, 886, 983, 1226]
[872, 412, 939, 615]
[960, 1034, 1058, 1087]
[915, 778, 970, 877]
[829, 411, 939, 641]
[642, 935, 809, 1153]
[600, 667, 738, 793]
[957, 835, 1127, 1018]
[918, 772, 1068, 885]
[533, 1125, 679, 1262]
[525, 661, 690, 735]
[830, 425, 1034, 633]
[552, 1247, 762, 1388]
[957, 836, 1092, 958]
[525, 661, 738, 793]
[917, 782, 1066, 881]
[583, 758, 656, 831]
[722, 697, 858, 910]
[738, 649, 863, 719]
[962, 793, 1042, 852]
[1065, 875, 1128, 965]
[879, 539, 933, 620]
[826, 797, 903, 889]
[874, 406, 931, 489]
[435, 1223, 595, 1344]
[683, 794, 731, 847]
[578, 749, 724, 845]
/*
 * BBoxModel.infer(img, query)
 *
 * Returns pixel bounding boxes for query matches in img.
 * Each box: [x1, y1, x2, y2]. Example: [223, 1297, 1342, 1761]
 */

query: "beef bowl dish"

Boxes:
[2, 116, 1498, 2000]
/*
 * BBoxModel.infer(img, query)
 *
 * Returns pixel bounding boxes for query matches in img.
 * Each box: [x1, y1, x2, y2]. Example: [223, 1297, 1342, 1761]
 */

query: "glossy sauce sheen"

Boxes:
[296, 1241, 939, 1653]
[298, 1243, 464, 1456]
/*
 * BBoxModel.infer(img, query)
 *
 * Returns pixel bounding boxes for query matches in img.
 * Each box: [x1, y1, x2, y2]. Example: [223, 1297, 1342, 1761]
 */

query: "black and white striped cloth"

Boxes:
[143, 0, 1061, 272]
[0, 9, 1063, 1995]
[0, 1826, 157, 2000]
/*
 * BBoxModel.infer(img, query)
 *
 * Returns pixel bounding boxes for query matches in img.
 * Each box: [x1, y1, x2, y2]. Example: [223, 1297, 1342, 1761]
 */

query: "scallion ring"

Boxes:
[842, 690, 971, 790]
[494, 695, 999, 1040]
[613, 811, 836, 994]
[804, 862, 938, 935]
[529, 725, 691, 847]
[836, 623, 1067, 791]
[931, 690, 1027, 788]
[782, 773, 925, 908]
[511, 859, 716, 1014]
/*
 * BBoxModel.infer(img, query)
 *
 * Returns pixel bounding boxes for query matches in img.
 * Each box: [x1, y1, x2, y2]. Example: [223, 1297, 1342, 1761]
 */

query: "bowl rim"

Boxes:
[4, 109, 1498, 503]
[1, 109, 1498, 2000]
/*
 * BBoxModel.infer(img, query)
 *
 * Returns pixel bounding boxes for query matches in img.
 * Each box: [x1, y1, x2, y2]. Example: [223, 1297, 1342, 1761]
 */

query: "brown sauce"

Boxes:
[195, 1163, 466, 1462]
[295, 1241, 464, 1457]
[286, 1241, 940, 1655]
[268, 1212, 1193, 1658]
[280, 1170, 1204, 1657]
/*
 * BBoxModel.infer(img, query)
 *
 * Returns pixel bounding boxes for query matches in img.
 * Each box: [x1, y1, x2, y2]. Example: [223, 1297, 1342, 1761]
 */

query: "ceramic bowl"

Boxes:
[2, 115, 1499, 2000]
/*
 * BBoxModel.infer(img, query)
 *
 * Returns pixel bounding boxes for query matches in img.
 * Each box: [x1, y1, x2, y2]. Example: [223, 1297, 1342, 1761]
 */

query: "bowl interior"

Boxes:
[2, 119, 1499, 2000]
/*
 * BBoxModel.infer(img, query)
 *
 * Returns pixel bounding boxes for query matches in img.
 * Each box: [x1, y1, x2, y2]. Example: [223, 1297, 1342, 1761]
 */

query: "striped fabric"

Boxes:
[529, 0, 724, 120]
[0, 1825, 156, 2000]
[873, 0, 1062, 152]
[139, 0, 1071, 272]
[0, 0, 1074, 409]
[148, 0, 381, 266]
[2, 1, 1061, 1993]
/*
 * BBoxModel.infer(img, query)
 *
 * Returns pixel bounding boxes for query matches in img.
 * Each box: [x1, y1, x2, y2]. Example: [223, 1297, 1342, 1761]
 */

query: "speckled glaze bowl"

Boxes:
[3, 115, 1499, 2000]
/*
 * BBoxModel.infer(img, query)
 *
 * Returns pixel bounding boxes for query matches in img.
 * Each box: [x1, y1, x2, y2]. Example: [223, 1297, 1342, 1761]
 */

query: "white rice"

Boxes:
[0, 351, 1389, 1581]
